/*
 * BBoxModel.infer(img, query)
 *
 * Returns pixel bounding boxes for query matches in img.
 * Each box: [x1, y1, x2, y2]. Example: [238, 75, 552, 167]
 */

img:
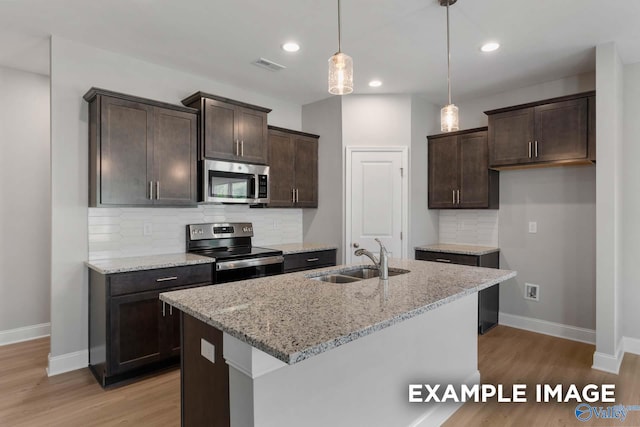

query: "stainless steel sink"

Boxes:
[308, 267, 409, 283]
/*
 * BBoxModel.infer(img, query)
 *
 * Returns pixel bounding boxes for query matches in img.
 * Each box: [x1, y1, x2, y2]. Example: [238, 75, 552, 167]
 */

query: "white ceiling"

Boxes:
[1, 0, 639, 105]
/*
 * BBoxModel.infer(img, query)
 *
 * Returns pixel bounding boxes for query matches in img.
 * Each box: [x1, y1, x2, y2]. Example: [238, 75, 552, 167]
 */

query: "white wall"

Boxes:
[449, 73, 597, 333]
[622, 62, 640, 342]
[49, 36, 302, 371]
[301, 97, 344, 262]
[342, 95, 412, 147]
[0, 66, 51, 343]
[593, 43, 624, 372]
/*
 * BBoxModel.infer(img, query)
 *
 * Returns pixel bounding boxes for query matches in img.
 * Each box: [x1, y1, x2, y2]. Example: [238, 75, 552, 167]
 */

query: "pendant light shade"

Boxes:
[328, 0, 353, 95]
[440, 0, 459, 132]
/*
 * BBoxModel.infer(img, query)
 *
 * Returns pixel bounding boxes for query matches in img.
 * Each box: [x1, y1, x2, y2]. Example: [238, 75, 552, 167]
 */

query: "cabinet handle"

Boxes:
[452, 190, 456, 204]
[162, 301, 166, 317]
[292, 188, 296, 203]
[156, 181, 160, 200]
[149, 181, 154, 200]
[235, 140, 239, 156]
[170, 305, 173, 316]
[156, 276, 178, 282]
[535, 140, 538, 158]
[457, 189, 460, 205]
[528, 141, 532, 158]
[306, 258, 320, 262]
[295, 188, 299, 203]
[435, 258, 452, 263]
[241, 140, 244, 157]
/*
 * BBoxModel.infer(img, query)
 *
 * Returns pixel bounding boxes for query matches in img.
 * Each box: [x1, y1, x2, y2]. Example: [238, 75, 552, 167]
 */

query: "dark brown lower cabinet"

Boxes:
[89, 264, 213, 387]
[283, 249, 337, 273]
[181, 313, 230, 427]
[415, 249, 499, 334]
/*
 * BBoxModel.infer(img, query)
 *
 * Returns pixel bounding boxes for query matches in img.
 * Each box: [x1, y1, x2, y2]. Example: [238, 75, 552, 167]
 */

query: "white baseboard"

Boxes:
[499, 312, 596, 344]
[407, 370, 481, 427]
[623, 336, 640, 356]
[0, 323, 50, 346]
[47, 350, 88, 376]
[592, 347, 623, 374]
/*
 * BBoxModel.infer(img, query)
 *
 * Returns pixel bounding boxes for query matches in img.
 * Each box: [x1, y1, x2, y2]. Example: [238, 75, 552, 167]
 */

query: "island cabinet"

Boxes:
[88, 263, 213, 387]
[428, 127, 499, 209]
[84, 88, 198, 207]
[415, 247, 500, 334]
[485, 91, 596, 169]
[267, 126, 319, 208]
[283, 249, 337, 273]
[181, 92, 271, 165]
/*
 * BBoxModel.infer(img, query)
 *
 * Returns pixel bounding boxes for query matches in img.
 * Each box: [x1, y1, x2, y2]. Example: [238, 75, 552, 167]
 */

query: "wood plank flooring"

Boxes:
[0, 326, 638, 426]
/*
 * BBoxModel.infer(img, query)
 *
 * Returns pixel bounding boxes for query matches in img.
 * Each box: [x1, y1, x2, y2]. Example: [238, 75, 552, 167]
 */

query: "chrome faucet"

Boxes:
[354, 238, 389, 280]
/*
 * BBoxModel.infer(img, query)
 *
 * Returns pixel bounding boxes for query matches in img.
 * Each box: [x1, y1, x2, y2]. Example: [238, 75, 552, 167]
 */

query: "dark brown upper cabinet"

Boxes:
[85, 88, 198, 207]
[267, 126, 319, 208]
[485, 91, 596, 169]
[428, 127, 499, 209]
[181, 92, 271, 165]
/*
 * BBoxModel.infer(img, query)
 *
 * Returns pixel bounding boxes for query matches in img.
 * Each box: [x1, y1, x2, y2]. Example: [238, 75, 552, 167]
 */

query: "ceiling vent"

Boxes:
[253, 57, 287, 72]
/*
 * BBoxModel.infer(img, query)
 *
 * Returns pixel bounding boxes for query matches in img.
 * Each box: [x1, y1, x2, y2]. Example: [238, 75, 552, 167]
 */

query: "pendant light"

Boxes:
[328, 0, 353, 95]
[440, 0, 459, 132]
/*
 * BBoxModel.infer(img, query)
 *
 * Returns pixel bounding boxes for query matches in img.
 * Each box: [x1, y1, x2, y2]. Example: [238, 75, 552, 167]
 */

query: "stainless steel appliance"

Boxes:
[186, 222, 283, 283]
[202, 159, 269, 204]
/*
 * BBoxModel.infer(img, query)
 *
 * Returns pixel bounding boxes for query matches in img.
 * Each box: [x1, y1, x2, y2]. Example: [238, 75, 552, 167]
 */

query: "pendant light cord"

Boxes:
[446, 0, 452, 105]
[337, 0, 342, 53]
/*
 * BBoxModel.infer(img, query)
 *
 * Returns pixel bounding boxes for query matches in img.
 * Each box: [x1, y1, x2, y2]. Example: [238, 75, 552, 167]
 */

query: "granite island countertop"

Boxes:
[160, 259, 515, 365]
[85, 253, 214, 274]
[264, 242, 338, 255]
[415, 243, 500, 256]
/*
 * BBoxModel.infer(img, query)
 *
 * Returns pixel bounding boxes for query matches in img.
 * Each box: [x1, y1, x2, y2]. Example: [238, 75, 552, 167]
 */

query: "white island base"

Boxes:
[222, 294, 479, 427]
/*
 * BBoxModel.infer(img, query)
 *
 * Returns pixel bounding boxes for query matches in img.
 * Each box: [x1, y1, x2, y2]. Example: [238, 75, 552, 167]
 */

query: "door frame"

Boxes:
[345, 146, 409, 264]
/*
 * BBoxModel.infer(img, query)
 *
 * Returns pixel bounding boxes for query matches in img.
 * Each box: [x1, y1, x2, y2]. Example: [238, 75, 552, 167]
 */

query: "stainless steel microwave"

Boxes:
[202, 159, 269, 204]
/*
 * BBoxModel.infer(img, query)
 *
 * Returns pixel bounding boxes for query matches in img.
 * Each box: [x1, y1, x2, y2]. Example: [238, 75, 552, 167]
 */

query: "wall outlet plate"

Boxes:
[528, 221, 537, 234]
[524, 283, 539, 302]
[201, 338, 215, 364]
[143, 222, 153, 236]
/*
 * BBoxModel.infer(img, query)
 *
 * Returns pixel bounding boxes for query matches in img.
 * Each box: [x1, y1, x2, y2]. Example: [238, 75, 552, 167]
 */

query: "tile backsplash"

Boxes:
[88, 205, 303, 261]
[439, 210, 499, 247]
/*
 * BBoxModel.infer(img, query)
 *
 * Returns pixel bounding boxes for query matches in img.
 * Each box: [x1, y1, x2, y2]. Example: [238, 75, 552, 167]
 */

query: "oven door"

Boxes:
[215, 256, 284, 284]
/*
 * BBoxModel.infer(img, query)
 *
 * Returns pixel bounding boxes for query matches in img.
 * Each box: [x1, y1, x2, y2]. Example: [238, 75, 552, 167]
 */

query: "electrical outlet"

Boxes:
[528, 221, 537, 234]
[273, 220, 278, 230]
[201, 338, 215, 364]
[524, 283, 539, 302]
[143, 222, 153, 236]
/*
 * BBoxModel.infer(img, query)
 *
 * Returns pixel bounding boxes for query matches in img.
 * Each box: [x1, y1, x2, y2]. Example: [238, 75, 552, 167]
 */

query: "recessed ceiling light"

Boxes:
[282, 42, 300, 53]
[368, 80, 382, 87]
[481, 42, 500, 53]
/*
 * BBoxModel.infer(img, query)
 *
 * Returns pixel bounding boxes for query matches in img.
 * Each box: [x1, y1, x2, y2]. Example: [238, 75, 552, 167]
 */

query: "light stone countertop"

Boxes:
[160, 259, 515, 365]
[85, 253, 215, 274]
[415, 243, 500, 256]
[265, 242, 338, 255]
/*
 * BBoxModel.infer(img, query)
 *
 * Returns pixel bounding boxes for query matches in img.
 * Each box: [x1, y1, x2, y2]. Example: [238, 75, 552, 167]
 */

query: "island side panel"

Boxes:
[224, 293, 479, 427]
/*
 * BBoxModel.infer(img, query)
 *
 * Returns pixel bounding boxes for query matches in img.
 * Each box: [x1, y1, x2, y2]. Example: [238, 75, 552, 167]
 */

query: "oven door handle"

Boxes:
[216, 256, 284, 271]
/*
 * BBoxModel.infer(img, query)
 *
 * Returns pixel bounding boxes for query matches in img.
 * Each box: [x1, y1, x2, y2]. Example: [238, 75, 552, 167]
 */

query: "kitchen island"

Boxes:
[160, 259, 515, 427]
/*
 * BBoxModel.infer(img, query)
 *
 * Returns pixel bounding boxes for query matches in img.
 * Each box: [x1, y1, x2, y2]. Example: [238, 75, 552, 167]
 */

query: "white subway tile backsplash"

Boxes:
[88, 206, 303, 261]
[438, 210, 499, 247]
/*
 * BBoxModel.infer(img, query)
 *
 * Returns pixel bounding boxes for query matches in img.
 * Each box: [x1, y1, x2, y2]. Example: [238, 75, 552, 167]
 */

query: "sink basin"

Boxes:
[308, 267, 410, 283]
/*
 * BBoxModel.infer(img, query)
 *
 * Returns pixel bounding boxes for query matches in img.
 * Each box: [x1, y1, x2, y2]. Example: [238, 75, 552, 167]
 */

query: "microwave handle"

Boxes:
[250, 176, 256, 198]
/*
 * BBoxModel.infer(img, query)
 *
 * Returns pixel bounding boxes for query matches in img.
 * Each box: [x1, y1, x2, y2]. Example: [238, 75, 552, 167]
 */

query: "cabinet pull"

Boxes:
[156, 181, 160, 200]
[149, 181, 154, 200]
[295, 188, 299, 203]
[535, 140, 538, 158]
[435, 258, 452, 263]
[162, 301, 166, 317]
[156, 276, 178, 282]
[235, 140, 239, 156]
[170, 305, 173, 316]
[306, 258, 320, 262]
[292, 188, 296, 203]
[452, 190, 456, 204]
[457, 189, 460, 204]
[528, 141, 532, 158]
[241, 140, 244, 157]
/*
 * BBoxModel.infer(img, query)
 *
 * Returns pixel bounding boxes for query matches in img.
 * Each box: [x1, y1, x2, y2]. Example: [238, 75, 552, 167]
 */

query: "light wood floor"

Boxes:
[1, 327, 639, 426]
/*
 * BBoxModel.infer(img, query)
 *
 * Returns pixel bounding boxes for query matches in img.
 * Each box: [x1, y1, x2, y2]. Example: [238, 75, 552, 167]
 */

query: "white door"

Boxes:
[346, 148, 407, 264]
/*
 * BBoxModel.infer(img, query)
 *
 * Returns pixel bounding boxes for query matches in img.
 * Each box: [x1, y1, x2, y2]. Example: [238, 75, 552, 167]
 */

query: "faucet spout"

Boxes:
[353, 238, 389, 280]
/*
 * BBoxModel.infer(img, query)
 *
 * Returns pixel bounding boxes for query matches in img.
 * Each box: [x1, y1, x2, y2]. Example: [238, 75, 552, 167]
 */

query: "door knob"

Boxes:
[353, 243, 359, 248]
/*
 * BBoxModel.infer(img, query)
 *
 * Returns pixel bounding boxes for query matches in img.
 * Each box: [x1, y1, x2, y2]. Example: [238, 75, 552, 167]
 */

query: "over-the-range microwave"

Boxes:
[202, 159, 269, 204]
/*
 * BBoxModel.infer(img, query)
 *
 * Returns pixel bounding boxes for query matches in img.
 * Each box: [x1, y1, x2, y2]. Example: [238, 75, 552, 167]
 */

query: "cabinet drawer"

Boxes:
[415, 251, 479, 267]
[109, 264, 213, 296]
[284, 249, 337, 273]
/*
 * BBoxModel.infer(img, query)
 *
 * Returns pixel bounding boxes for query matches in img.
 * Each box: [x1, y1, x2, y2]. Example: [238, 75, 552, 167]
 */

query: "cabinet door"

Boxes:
[153, 107, 198, 205]
[238, 107, 268, 164]
[203, 98, 238, 161]
[534, 98, 588, 162]
[109, 291, 162, 375]
[428, 136, 458, 208]
[100, 96, 153, 205]
[459, 131, 489, 208]
[267, 131, 295, 207]
[293, 136, 318, 208]
[488, 108, 535, 167]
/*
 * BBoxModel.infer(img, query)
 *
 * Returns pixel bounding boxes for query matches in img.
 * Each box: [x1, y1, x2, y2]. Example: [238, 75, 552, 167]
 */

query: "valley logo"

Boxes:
[575, 403, 640, 422]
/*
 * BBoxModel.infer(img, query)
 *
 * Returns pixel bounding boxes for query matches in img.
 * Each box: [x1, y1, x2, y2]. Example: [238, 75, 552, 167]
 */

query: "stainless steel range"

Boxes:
[186, 222, 283, 283]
